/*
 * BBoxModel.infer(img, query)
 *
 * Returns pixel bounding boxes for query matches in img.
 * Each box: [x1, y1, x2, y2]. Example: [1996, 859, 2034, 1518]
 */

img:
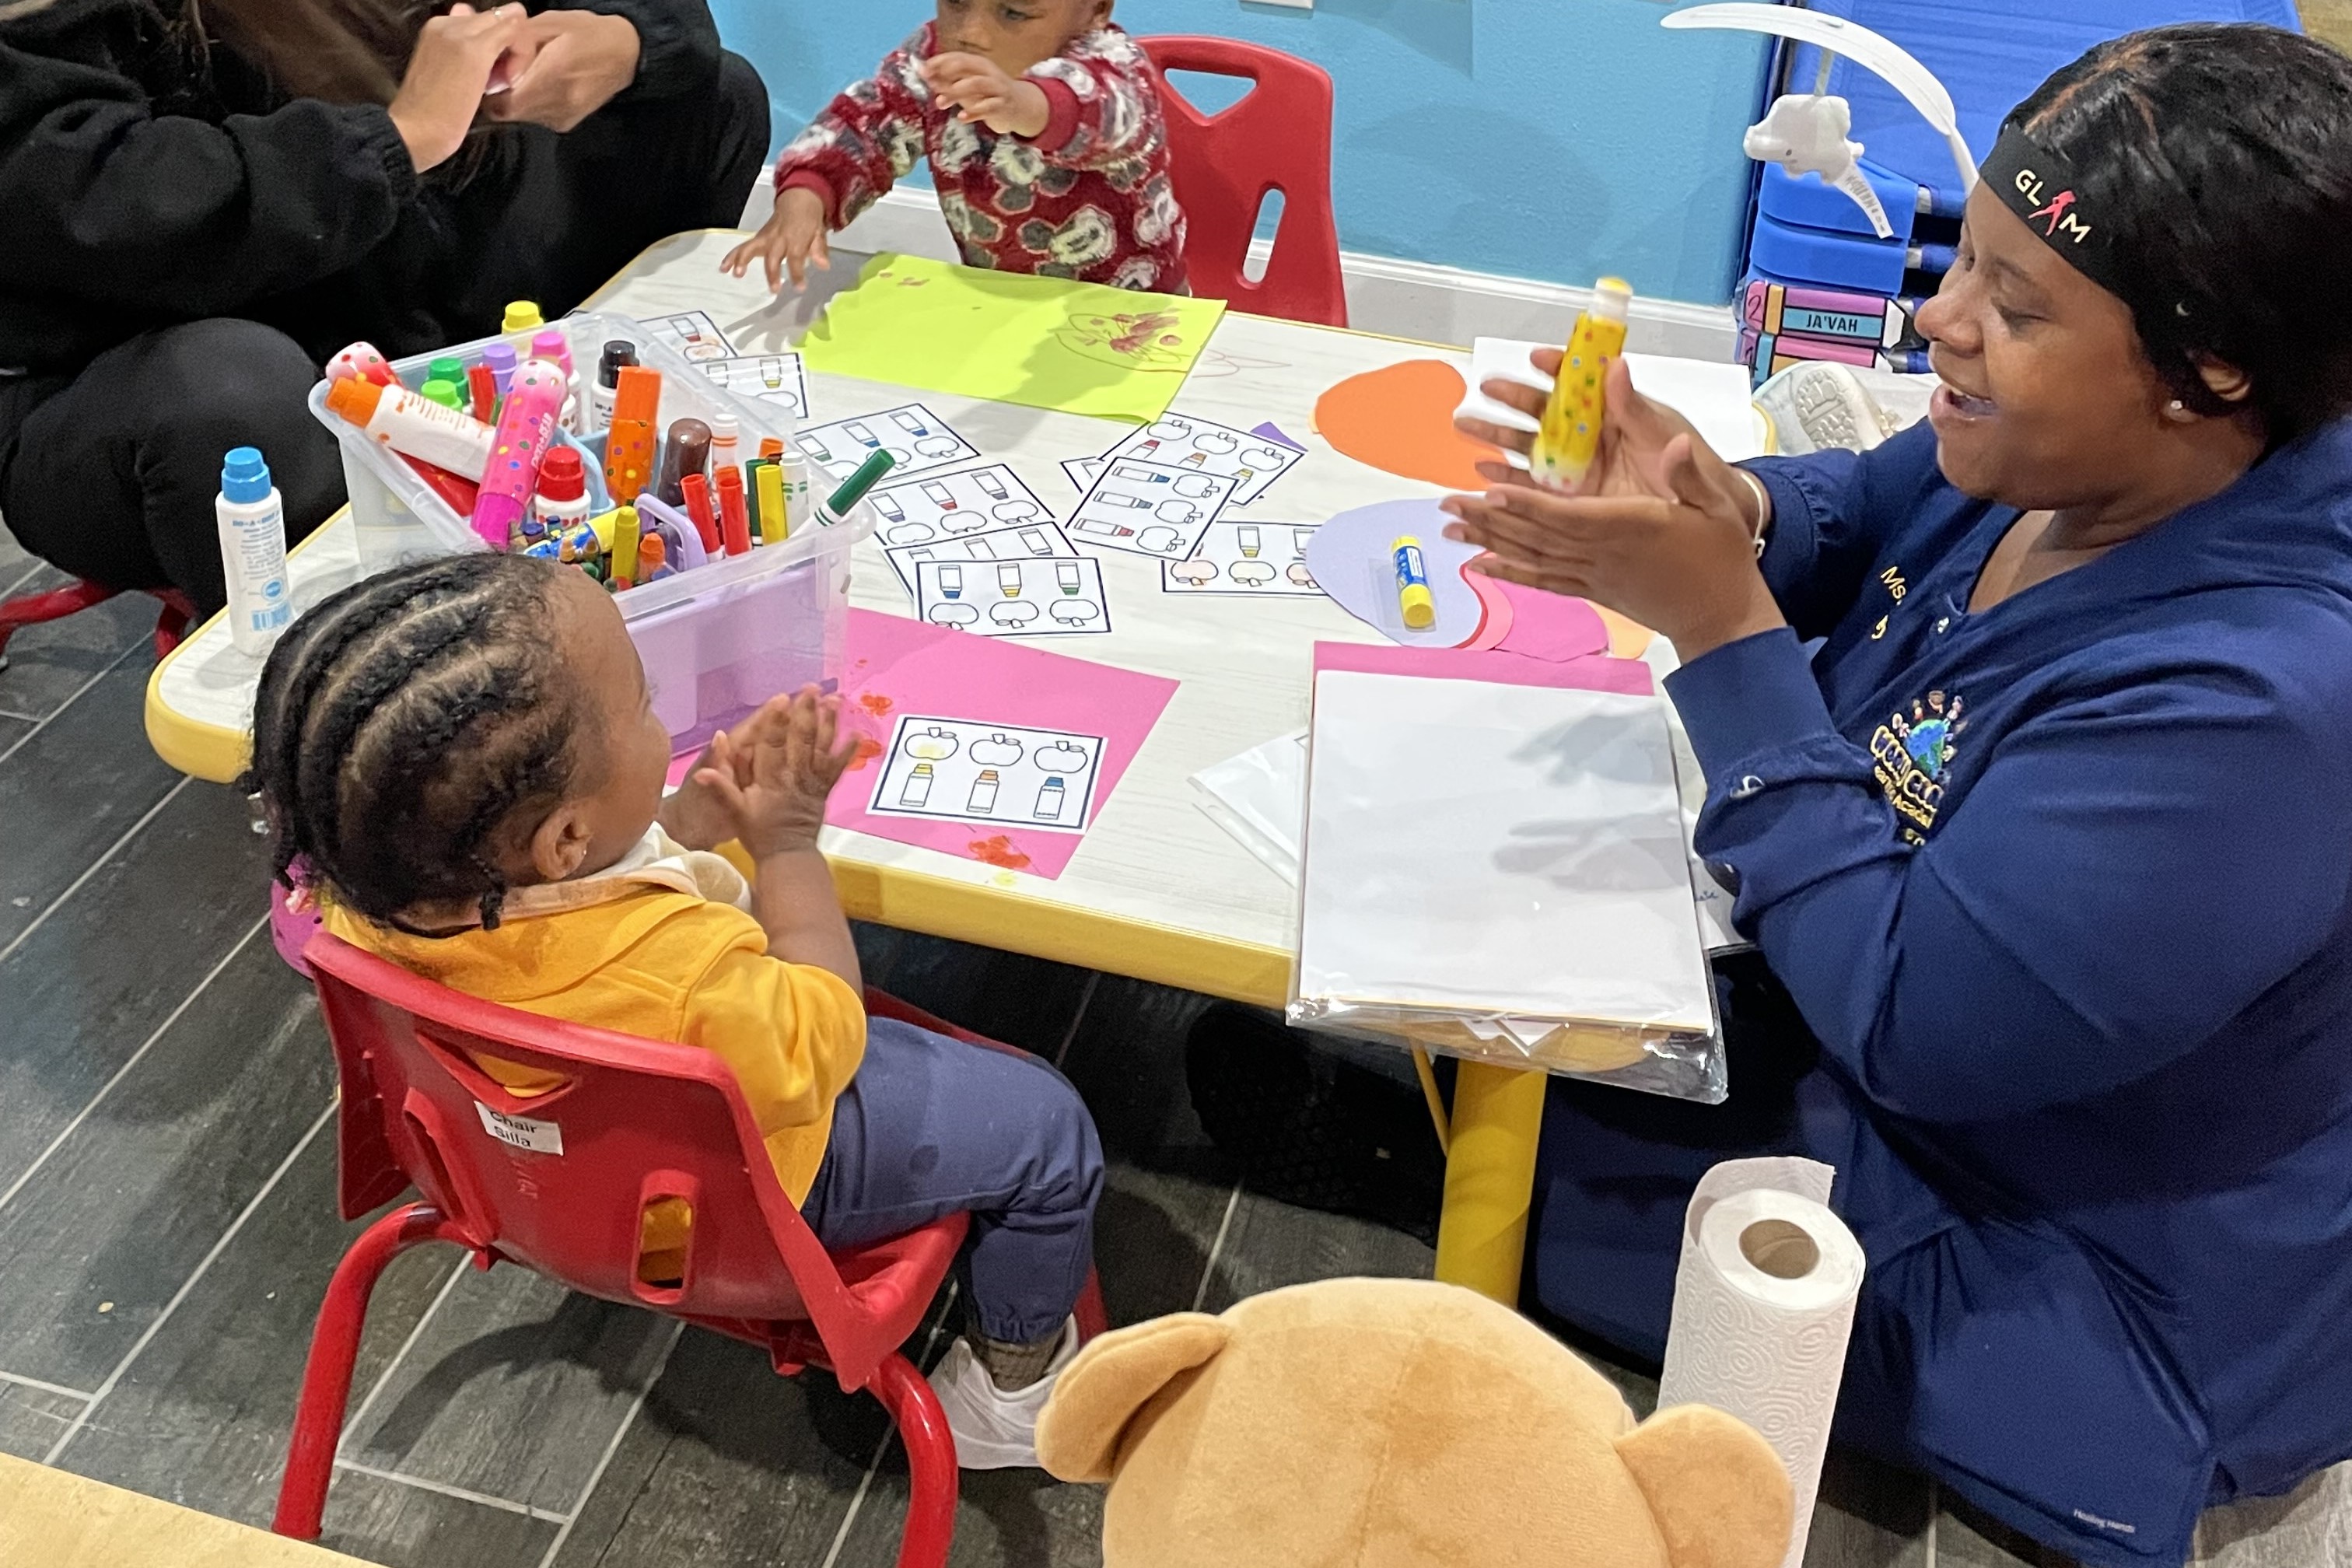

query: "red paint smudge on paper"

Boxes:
[968, 835, 1031, 871]
[856, 691, 894, 718]
[845, 733, 884, 772]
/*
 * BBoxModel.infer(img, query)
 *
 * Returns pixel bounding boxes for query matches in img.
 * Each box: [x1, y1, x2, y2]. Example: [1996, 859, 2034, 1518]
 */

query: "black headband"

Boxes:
[1979, 123, 2126, 296]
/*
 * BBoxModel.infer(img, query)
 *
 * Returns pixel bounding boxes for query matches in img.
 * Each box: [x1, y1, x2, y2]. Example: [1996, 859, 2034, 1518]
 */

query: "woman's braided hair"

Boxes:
[243, 553, 585, 933]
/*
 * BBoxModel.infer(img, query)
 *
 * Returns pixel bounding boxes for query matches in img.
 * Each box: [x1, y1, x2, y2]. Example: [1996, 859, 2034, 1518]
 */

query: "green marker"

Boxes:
[819, 450, 897, 528]
[427, 355, 467, 389]
[742, 457, 774, 541]
[418, 378, 464, 411]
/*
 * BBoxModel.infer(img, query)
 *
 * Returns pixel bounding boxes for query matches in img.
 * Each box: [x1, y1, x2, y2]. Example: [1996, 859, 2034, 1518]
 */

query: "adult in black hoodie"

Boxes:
[0, 0, 768, 618]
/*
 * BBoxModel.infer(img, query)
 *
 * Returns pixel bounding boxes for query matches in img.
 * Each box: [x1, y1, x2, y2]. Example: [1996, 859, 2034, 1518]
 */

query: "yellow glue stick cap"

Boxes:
[1400, 583, 1437, 630]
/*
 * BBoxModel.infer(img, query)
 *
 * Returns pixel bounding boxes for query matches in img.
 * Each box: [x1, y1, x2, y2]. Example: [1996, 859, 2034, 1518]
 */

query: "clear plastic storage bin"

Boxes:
[306, 311, 872, 754]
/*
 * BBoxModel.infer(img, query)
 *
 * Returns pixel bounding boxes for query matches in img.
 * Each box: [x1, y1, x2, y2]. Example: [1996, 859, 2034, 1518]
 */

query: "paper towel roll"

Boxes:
[1656, 1158, 1865, 1568]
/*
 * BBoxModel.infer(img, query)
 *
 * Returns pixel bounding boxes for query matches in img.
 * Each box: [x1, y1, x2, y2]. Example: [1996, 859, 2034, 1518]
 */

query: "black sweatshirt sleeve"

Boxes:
[0, 28, 417, 317]
[541, 0, 720, 102]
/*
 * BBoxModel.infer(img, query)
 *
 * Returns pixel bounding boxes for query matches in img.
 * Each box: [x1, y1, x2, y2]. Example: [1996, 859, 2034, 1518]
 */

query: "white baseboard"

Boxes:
[813, 187, 1740, 362]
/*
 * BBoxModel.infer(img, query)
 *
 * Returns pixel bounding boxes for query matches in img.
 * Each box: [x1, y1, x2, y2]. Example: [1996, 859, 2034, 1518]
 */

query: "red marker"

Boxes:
[467, 362, 498, 424]
[715, 467, 752, 557]
[680, 471, 723, 555]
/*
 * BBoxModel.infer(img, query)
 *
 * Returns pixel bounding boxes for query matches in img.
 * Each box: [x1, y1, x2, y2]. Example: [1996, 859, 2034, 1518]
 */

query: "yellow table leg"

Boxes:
[1433, 1061, 1549, 1304]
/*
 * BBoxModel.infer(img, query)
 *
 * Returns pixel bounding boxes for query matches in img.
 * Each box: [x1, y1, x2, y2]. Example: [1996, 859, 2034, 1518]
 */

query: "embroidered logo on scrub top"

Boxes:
[1869, 691, 1965, 836]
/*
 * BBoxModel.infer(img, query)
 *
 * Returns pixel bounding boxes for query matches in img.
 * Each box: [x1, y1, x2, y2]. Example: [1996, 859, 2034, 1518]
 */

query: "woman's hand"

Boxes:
[690, 688, 857, 860]
[387, 3, 529, 173]
[722, 187, 831, 292]
[1444, 359, 1784, 661]
[483, 10, 641, 133]
[922, 53, 1052, 138]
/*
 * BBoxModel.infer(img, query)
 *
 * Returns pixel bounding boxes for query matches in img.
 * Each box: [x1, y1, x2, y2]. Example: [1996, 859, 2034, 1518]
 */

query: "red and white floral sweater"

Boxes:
[774, 23, 1188, 295]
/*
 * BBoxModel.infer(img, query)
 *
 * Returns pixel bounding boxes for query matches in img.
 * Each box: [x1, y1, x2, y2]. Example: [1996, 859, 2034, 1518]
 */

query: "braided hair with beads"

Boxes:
[243, 552, 586, 933]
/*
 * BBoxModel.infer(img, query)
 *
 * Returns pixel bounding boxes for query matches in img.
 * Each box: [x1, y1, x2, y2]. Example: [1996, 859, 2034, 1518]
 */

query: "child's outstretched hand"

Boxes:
[691, 687, 856, 859]
[722, 187, 832, 293]
[922, 52, 1051, 138]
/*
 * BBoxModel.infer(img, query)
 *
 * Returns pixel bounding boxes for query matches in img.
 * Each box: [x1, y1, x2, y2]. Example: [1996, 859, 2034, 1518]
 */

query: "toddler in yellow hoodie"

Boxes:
[248, 552, 1101, 1469]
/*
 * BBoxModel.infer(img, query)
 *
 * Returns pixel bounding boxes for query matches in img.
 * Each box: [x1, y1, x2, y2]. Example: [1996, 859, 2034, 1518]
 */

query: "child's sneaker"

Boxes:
[927, 1316, 1081, 1470]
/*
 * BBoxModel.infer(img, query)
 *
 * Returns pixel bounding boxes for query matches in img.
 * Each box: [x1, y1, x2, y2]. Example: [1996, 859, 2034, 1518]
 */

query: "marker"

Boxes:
[742, 457, 773, 540]
[679, 471, 723, 555]
[708, 412, 740, 480]
[467, 362, 498, 423]
[635, 529, 667, 583]
[591, 341, 635, 427]
[899, 762, 934, 807]
[1393, 535, 1437, 630]
[997, 564, 1024, 597]
[817, 450, 896, 528]
[760, 436, 786, 461]
[502, 300, 544, 334]
[482, 341, 518, 403]
[324, 377, 495, 479]
[529, 330, 572, 377]
[523, 537, 563, 561]
[560, 520, 602, 562]
[714, 467, 752, 556]
[326, 342, 397, 387]
[418, 379, 464, 411]
[1531, 276, 1633, 490]
[968, 769, 999, 813]
[1034, 777, 1066, 821]
[215, 446, 291, 657]
[635, 493, 709, 569]
[781, 450, 812, 531]
[657, 418, 712, 506]
[609, 503, 640, 585]
[755, 460, 787, 542]
[604, 417, 653, 503]
[401, 454, 479, 519]
[1055, 562, 1083, 595]
[426, 355, 467, 390]
[529, 446, 592, 533]
[611, 365, 661, 430]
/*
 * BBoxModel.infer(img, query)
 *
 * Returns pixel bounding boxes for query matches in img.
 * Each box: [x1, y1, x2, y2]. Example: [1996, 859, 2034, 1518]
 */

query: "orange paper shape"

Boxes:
[1314, 360, 1500, 492]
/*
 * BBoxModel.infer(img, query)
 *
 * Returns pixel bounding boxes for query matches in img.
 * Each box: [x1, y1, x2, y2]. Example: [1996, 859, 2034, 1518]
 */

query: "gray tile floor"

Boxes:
[0, 524, 2332, 1567]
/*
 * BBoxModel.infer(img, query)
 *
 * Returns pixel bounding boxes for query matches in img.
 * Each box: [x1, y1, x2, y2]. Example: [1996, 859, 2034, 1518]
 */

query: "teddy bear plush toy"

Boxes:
[1037, 1276, 1793, 1568]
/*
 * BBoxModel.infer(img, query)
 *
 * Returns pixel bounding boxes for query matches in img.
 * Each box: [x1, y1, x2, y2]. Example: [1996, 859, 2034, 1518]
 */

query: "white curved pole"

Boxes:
[1663, 2, 1979, 190]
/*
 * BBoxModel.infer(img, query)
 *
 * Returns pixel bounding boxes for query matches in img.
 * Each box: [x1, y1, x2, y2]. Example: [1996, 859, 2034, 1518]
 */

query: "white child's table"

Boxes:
[145, 230, 1756, 1302]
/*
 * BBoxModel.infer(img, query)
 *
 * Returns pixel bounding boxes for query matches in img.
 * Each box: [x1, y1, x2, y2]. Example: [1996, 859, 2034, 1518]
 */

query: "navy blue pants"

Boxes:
[801, 1019, 1104, 1346]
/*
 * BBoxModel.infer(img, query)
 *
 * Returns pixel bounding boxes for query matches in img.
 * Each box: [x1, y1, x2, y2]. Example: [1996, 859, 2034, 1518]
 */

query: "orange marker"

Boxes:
[715, 467, 752, 556]
[758, 436, 785, 463]
[604, 418, 654, 503]
[611, 365, 662, 429]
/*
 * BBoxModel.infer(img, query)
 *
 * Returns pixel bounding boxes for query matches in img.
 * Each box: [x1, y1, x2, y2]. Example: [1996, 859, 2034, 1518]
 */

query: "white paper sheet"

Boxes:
[884, 518, 1080, 597]
[1297, 672, 1715, 1031]
[1068, 460, 1236, 561]
[1459, 339, 1769, 464]
[796, 404, 979, 483]
[642, 311, 737, 362]
[915, 556, 1110, 638]
[694, 352, 810, 419]
[869, 716, 1104, 834]
[1103, 412, 1304, 506]
[1162, 521, 1325, 597]
[870, 464, 1055, 541]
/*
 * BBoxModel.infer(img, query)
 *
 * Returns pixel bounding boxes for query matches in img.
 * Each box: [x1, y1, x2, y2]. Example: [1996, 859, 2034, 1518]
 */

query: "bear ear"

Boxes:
[1034, 1314, 1230, 1483]
[1615, 1405, 1795, 1568]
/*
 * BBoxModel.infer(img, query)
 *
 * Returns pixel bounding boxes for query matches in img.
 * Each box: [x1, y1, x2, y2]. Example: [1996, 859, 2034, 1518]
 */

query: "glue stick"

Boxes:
[1529, 278, 1633, 491]
[216, 446, 292, 657]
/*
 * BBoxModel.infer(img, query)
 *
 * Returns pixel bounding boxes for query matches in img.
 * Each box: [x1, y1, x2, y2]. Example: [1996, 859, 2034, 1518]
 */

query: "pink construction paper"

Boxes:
[674, 610, 1176, 880]
[1491, 579, 1611, 662]
[1312, 641, 1657, 698]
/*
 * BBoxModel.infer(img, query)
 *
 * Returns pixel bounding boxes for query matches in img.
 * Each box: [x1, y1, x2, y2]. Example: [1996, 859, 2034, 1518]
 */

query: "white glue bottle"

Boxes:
[216, 446, 292, 658]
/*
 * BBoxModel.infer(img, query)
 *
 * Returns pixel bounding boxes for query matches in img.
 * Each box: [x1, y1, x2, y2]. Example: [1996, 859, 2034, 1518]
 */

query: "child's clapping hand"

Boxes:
[921, 52, 1052, 138]
[690, 687, 858, 859]
[722, 187, 832, 292]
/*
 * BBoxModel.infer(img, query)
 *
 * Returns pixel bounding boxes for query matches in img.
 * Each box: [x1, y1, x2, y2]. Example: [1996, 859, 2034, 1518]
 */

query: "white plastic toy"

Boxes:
[1664, 3, 1978, 239]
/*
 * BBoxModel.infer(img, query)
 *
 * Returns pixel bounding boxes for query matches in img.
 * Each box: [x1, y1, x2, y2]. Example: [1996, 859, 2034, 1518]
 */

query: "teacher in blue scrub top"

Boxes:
[1448, 24, 2352, 1568]
[0, 0, 768, 620]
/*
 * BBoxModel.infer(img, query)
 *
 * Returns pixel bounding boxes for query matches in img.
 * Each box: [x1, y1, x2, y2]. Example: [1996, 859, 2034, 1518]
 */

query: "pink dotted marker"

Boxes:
[470, 359, 567, 549]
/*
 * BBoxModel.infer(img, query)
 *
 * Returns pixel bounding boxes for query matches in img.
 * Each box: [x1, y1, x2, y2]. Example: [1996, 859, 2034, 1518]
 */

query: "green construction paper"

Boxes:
[797, 254, 1227, 425]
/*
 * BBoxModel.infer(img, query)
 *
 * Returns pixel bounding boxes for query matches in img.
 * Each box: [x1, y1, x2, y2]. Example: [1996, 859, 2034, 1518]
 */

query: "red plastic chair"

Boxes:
[0, 578, 194, 671]
[1140, 36, 1349, 328]
[275, 936, 1061, 1567]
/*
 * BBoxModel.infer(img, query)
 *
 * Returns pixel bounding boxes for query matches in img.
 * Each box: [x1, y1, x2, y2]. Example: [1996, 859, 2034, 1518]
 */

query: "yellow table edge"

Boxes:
[0, 1451, 371, 1566]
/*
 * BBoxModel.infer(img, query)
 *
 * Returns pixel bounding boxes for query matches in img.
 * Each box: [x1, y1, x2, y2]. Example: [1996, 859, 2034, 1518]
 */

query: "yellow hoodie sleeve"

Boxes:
[677, 926, 869, 1148]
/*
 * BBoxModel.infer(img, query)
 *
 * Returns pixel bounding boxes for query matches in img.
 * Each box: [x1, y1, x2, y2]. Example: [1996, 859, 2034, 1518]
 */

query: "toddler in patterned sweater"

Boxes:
[723, 0, 1187, 296]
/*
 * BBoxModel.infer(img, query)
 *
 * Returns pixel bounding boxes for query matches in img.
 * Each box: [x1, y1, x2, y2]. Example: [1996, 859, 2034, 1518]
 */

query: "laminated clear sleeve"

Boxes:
[1286, 671, 1727, 1104]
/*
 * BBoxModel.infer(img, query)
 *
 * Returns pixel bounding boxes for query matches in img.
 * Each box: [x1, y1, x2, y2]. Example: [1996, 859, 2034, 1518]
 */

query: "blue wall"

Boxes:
[709, 2, 1774, 306]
